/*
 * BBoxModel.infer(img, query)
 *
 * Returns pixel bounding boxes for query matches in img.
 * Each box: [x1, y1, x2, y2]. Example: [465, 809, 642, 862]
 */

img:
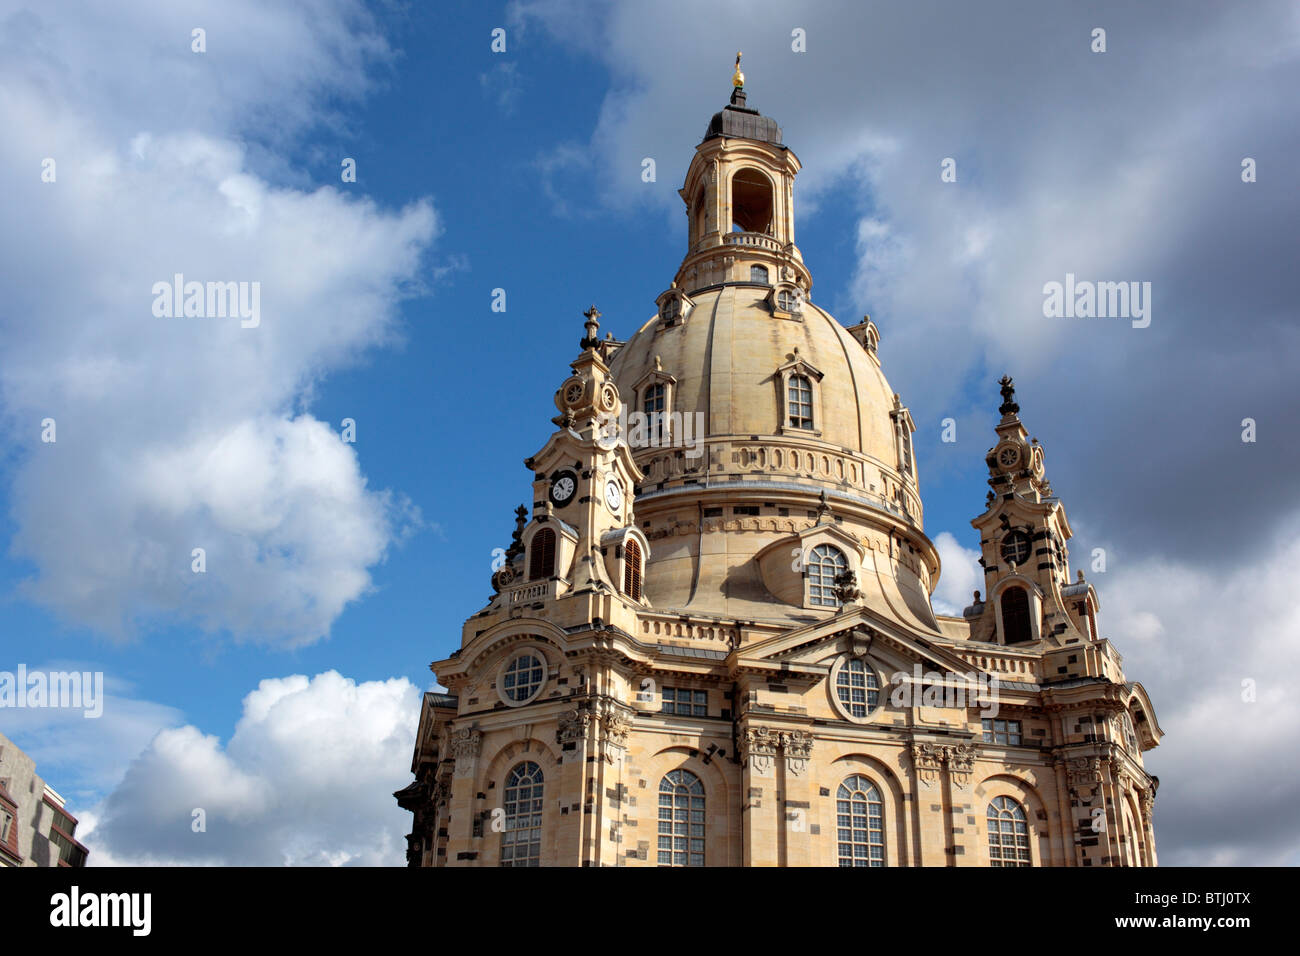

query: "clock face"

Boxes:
[997, 445, 1021, 469]
[549, 471, 577, 506]
[1001, 531, 1032, 567]
[604, 479, 623, 513]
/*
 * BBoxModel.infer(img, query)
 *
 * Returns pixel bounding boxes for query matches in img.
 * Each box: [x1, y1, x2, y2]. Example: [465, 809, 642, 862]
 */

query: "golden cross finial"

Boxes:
[732, 51, 744, 87]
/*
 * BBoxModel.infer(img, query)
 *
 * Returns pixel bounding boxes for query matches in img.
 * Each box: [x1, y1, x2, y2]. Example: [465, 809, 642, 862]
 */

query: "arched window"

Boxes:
[643, 383, 666, 444]
[835, 659, 879, 717]
[750, 264, 769, 284]
[807, 544, 847, 607]
[659, 297, 681, 324]
[731, 168, 773, 233]
[528, 528, 555, 580]
[500, 762, 544, 867]
[1000, 586, 1032, 644]
[787, 374, 813, 429]
[836, 774, 884, 866]
[623, 538, 643, 600]
[501, 653, 545, 703]
[657, 769, 705, 866]
[987, 796, 1031, 866]
[1121, 712, 1138, 751]
[777, 289, 801, 313]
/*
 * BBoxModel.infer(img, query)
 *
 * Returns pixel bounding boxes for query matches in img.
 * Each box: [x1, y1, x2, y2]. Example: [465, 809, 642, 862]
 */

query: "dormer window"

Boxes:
[633, 365, 676, 449]
[897, 420, 913, 476]
[788, 375, 813, 430]
[890, 400, 916, 480]
[655, 288, 692, 328]
[777, 289, 800, 312]
[807, 544, 847, 607]
[775, 353, 823, 436]
[643, 383, 667, 444]
[750, 265, 770, 284]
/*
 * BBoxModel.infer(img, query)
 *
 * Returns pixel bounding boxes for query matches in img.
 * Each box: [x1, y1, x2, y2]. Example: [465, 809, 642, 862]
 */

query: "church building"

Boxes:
[395, 63, 1163, 867]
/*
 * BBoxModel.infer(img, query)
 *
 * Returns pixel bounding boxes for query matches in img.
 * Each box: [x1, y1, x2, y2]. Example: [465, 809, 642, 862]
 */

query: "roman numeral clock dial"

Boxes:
[549, 470, 577, 507]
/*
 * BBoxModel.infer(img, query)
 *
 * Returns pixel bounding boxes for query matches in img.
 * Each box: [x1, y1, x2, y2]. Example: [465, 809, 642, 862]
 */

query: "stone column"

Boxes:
[778, 730, 815, 866]
[444, 727, 481, 865]
[739, 726, 780, 866]
[906, 742, 952, 866]
[554, 707, 592, 867]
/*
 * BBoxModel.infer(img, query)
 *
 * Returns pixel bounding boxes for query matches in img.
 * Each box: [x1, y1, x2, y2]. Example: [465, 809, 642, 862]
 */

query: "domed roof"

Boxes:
[704, 87, 782, 146]
[609, 285, 901, 470]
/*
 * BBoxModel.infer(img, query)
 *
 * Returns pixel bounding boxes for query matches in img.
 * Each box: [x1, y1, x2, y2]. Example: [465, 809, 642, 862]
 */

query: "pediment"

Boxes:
[752, 519, 866, 565]
[739, 605, 984, 679]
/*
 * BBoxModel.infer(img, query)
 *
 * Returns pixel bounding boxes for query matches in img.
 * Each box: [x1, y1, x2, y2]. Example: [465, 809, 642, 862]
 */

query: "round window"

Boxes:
[500, 652, 546, 705]
[831, 657, 883, 722]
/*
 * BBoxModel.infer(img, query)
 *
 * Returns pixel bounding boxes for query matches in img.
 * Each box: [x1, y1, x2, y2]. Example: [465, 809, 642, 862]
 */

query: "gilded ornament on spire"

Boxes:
[732, 51, 744, 87]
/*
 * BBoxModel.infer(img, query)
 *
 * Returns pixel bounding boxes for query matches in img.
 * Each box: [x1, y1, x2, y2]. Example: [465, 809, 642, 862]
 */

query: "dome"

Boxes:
[703, 87, 783, 145]
[595, 83, 936, 625]
[610, 286, 907, 486]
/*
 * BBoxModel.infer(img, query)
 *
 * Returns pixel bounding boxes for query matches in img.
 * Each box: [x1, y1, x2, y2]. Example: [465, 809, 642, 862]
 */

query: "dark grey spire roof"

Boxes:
[703, 87, 783, 145]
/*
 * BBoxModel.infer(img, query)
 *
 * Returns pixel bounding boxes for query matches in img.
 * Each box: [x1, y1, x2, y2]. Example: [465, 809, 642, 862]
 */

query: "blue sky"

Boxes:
[2, 0, 1298, 865]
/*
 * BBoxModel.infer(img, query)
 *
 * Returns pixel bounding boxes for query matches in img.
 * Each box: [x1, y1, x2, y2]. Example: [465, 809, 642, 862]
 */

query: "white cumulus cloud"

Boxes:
[0, 1, 438, 644]
[931, 530, 982, 616]
[81, 671, 422, 866]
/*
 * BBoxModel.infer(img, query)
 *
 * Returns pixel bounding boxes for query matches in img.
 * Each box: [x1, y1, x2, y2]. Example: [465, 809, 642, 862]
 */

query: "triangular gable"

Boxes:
[737, 604, 978, 678]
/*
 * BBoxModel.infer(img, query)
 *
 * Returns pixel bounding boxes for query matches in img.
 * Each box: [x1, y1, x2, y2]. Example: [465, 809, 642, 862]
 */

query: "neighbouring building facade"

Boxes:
[396, 68, 1163, 867]
[0, 731, 88, 867]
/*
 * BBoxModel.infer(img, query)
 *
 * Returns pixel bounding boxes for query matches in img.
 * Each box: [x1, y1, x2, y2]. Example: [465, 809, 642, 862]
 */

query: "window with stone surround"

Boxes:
[661, 687, 707, 717]
[834, 659, 879, 718]
[787, 374, 813, 429]
[501, 653, 545, 704]
[500, 762, 544, 867]
[982, 718, 1022, 745]
[658, 770, 705, 866]
[643, 383, 666, 444]
[836, 775, 884, 866]
[987, 796, 1031, 866]
[1121, 712, 1138, 751]
[807, 543, 847, 607]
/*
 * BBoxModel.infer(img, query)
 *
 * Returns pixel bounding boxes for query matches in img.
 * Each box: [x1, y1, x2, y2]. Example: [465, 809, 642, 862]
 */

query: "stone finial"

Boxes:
[998, 375, 1020, 417]
[580, 305, 601, 351]
[504, 504, 528, 562]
